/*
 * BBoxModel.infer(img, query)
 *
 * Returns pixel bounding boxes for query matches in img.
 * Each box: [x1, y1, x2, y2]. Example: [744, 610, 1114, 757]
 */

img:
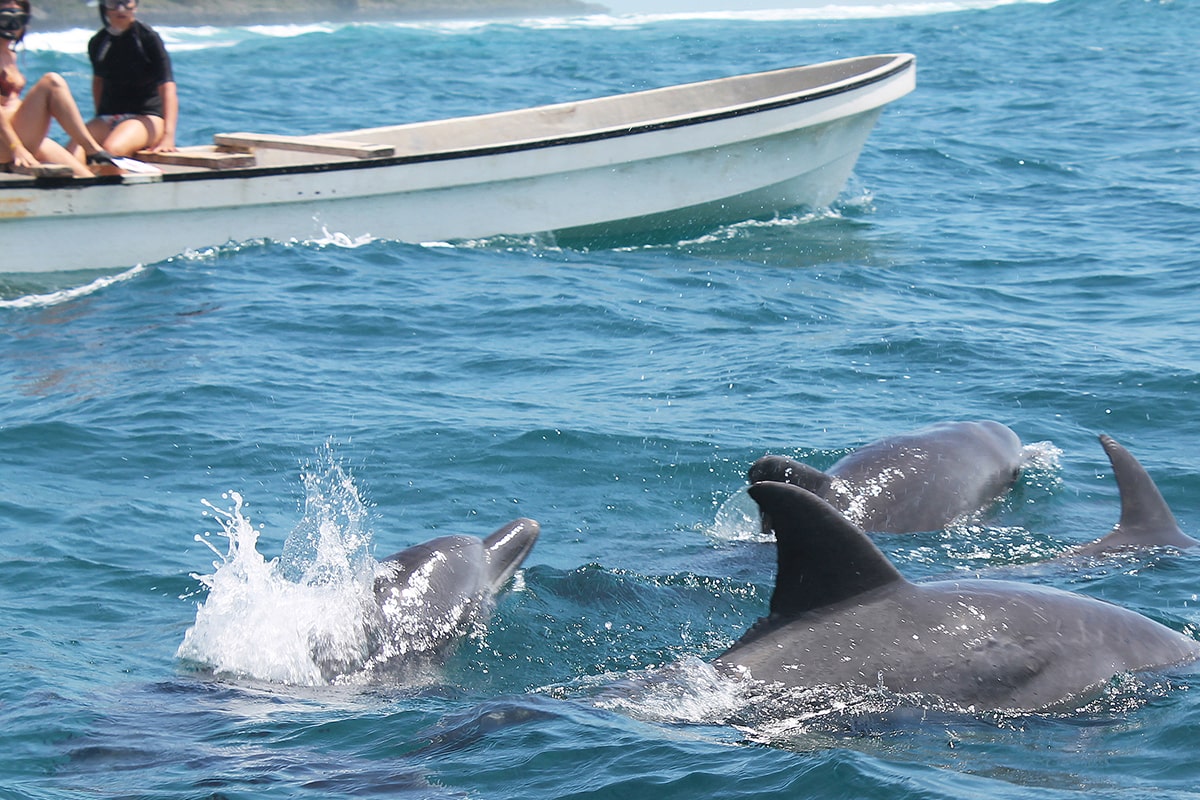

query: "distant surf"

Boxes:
[22, 0, 1057, 53]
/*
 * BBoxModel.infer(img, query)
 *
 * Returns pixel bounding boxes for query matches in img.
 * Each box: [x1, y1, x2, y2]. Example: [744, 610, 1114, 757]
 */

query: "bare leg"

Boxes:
[13, 73, 109, 166]
[103, 116, 163, 156]
[34, 137, 91, 178]
[86, 117, 112, 146]
[69, 118, 114, 160]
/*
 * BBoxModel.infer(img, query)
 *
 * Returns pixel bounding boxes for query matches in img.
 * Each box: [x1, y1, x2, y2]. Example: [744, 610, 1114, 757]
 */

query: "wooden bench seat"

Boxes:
[213, 132, 394, 159]
[136, 147, 256, 169]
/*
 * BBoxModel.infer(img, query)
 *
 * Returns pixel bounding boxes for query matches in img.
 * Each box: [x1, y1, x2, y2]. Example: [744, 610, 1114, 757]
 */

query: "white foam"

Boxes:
[595, 0, 1058, 23]
[591, 657, 753, 723]
[0, 264, 146, 309]
[20, 0, 1059, 54]
[176, 448, 382, 686]
[1021, 439, 1064, 472]
[308, 227, 376, 249]
[707, 487, 772, 543]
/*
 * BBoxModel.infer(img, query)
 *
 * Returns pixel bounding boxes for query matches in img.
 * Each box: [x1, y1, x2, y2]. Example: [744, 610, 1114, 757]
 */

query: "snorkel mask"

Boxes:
[0, 7, 28, 42]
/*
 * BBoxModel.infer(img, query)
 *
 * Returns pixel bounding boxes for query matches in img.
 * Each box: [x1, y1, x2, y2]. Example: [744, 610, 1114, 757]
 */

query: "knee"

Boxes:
[36, 73, 69, 91]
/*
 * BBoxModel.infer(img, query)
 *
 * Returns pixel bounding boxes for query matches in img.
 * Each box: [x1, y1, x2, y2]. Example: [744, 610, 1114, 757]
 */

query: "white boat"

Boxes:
[0, 53, 915, 274]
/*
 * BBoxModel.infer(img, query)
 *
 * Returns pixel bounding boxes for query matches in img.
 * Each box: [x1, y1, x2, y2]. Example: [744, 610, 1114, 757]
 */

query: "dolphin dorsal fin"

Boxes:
[1089, 435, 1196, 550]
[748, 481, 905, 618]
[748, 455, 834, 497]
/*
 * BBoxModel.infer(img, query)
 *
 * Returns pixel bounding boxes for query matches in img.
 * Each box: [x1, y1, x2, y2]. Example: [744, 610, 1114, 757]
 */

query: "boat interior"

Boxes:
[1, 54, 910, 182]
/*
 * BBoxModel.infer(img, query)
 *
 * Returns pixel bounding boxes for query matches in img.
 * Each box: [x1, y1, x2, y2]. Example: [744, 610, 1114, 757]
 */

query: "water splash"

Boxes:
[175, 447, 515, 686]
[1021, 439, 1064, 473]
[172, 229, 375, 263]
[176, 451, 381, 686]
[590, 657, 754, 724]
[279, 447, 375, 585]
[707, 487, 771, 543]
[584, 657, 972, 742]
[308, 227, 377, 249]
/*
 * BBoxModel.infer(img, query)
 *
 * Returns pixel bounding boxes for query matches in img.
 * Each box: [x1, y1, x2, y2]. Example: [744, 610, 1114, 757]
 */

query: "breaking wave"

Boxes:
[22, 0, 1059, 54]
[0, 265, 146, 309]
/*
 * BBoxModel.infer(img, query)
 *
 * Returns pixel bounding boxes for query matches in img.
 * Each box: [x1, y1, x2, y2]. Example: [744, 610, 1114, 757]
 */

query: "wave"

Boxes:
[23, 23, 340, 55]
[578, 0, 1059, 25]
[22, 0, 1058, 53]
[0, 265, 146, 309]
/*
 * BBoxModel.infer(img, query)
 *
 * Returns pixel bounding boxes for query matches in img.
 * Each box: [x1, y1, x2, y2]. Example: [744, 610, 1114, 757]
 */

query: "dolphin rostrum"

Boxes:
[749, 420, 1024, 533]
[716, 482, 1199, 712]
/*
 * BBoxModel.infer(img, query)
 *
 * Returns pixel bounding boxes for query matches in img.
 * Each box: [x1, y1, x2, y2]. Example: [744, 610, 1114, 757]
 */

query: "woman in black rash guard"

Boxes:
[79, 0, 178, 157]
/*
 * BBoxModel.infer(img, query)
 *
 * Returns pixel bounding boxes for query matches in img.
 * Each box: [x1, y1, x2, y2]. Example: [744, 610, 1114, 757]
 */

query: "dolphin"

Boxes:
[748, 420, 1024, 533]
[715, 482, 1200, 712]
[1067, 435, 1198, 555]
[369, 518, 539, 667]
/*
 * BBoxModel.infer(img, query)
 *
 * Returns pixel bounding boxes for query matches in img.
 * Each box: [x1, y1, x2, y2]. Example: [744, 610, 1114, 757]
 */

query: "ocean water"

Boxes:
[3, 0, 1200, 796]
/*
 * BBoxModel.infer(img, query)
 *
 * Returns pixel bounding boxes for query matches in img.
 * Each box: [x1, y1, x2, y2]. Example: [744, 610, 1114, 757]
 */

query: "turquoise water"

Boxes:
[4, 0, 1200, 796]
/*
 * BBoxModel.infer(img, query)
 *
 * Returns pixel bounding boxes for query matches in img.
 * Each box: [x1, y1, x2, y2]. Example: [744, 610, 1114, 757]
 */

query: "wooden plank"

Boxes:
[11, 162, 75, 178]
[136, 148, 256, 169]
[213, 132, 394, 159]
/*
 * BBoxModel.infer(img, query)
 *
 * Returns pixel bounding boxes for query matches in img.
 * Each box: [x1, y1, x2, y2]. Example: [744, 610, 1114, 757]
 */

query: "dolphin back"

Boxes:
[825, 420, 1024, 532]
[375, 535, 489, 608]
[746, 421, 1026, 534]
[725, 480, 1200, 712]
[370, 535, 491, 661]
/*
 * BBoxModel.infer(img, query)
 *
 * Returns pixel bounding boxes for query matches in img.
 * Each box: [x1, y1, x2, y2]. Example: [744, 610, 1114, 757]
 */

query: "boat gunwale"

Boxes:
[3, 53, 914, 191]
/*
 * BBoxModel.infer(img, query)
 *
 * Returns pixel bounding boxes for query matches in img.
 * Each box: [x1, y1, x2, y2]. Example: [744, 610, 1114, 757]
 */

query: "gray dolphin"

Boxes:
[748, 420, 1024, 533]
[716, 482, 1199, 712]
[369, 518, 539, 667]
[1068, 435, 1198, 555]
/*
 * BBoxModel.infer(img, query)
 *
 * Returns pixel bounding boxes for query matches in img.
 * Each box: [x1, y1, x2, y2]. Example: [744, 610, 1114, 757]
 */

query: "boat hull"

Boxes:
[0, 54, 914, 273]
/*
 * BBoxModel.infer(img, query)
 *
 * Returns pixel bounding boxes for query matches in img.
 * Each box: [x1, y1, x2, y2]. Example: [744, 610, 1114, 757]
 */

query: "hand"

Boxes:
[10, 144, 38, 171]
[147, 132, 177, 153]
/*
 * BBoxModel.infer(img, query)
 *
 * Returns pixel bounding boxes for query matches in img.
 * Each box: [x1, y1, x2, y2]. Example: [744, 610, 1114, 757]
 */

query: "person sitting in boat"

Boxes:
[77, 0, 177, 157]
[0, 0, 116, 176]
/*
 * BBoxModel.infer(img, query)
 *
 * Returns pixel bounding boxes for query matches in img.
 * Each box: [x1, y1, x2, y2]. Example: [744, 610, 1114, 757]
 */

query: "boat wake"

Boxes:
[169, 227, 378, 264]
[664, 205, 855, 248]
[439, 201, 866, 257]
[0, 265, 146, 309]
